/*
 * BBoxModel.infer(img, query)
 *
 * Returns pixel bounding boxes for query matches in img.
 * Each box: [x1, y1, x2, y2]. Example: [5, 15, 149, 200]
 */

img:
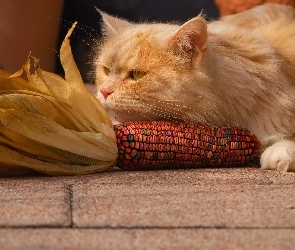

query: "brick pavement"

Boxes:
[0, 167, 294, 250]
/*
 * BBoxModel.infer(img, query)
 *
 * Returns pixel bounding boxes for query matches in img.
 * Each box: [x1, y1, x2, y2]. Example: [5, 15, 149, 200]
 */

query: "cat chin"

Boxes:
[104, 109, 122, 125]
[111, 119, 121, 126]
[106, 109, 139, 125]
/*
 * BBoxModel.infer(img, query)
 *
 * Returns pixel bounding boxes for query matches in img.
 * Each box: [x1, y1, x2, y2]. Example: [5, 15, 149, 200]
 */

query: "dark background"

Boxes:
[57, 0, 219, 82]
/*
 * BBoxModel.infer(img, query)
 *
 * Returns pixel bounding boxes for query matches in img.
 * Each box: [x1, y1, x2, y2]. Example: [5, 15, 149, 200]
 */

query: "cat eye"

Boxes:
[103, 66, 110, 76]
[130, 70, 146, 80]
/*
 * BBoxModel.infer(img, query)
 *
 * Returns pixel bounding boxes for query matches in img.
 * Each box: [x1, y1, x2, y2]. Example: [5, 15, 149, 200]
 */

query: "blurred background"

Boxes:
[1, 0, 294, 83]
[0, 0, 219, 83]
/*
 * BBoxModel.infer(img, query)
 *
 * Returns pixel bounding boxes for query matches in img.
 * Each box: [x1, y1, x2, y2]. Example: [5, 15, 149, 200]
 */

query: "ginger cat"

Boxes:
[95, 4, 295, 172]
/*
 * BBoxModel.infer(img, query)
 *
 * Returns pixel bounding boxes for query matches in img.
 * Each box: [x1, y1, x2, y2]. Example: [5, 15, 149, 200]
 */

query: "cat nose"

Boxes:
[100, 88, 113, 99]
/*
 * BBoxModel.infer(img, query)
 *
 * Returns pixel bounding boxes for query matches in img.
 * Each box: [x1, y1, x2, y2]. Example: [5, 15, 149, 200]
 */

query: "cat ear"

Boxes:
[168, 16, 208, 62]
[95, 8, 132, 36]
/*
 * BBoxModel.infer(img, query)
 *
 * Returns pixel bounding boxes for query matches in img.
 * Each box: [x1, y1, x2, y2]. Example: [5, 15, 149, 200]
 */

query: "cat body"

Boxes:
[95, 4, 295, 171]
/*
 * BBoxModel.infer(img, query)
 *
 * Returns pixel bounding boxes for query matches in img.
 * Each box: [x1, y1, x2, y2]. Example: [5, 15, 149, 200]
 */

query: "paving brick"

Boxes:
[71, 168, 295, 228]
[0, 228, 294, 250]
[0, 178, 71, 227]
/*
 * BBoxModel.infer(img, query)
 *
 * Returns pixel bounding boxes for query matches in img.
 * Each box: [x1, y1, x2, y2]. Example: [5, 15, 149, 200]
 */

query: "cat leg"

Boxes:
[260, 140, 295, 172]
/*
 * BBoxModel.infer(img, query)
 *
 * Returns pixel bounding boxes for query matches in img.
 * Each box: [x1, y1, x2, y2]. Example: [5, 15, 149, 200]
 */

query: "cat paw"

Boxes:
[260, 140, 295, 172]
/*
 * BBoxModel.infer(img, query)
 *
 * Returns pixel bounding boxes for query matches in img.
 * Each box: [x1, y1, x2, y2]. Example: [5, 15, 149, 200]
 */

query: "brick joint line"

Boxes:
[67, 184, 74, 228]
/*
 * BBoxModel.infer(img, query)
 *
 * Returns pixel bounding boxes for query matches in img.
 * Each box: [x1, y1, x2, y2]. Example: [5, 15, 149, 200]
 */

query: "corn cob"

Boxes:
[114, 121, 261, 170]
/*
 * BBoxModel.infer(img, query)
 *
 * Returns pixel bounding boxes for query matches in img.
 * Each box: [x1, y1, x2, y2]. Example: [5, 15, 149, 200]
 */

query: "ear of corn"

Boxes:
[0, 23, 117, 176]
[115, 121, 261, 170]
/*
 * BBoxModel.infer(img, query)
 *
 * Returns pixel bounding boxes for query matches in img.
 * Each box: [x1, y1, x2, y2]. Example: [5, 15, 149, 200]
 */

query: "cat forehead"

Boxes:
[122, 23, 179, 42]
[99, 23, 179, 63]
[104, 22, 179, 45]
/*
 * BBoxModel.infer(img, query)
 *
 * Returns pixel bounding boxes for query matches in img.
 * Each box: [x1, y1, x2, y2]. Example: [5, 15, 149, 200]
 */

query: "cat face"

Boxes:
[95, 11, 210, 124]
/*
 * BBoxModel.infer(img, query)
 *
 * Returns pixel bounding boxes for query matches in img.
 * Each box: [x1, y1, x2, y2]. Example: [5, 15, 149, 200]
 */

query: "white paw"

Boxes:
[260, 140, 295, 172]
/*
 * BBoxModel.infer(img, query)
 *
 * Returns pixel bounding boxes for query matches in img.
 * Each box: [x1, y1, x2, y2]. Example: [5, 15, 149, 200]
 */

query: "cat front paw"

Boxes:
[260, 140, 295, 172]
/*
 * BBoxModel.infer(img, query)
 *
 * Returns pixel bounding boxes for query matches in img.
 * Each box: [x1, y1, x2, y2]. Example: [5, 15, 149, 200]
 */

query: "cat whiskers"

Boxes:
[181, 103, 239, 126]
[59, 19, 101, 47]
[121, 105, 154, 120]
[154, 99, 238, 126]
[152, 99, 210, 124]
[120, 99, 175, 121]
[128, 100, 209, 124]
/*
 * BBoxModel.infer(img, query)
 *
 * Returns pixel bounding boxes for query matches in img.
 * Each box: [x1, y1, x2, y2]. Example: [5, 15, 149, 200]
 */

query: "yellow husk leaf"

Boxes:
[0, 22, 117, 175]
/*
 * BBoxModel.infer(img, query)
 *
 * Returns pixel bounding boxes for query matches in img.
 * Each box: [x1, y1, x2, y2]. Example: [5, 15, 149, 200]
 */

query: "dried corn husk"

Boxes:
[0, 22, 117, 175]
